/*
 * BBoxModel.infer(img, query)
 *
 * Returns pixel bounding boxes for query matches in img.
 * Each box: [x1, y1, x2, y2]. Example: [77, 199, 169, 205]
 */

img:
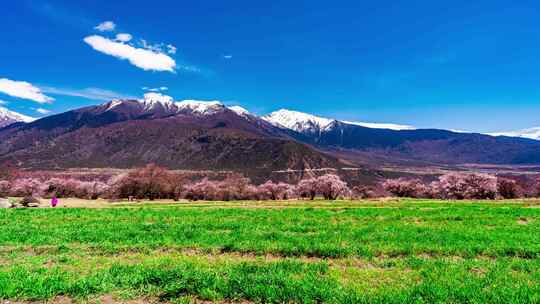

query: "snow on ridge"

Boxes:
[487, 127, 540, 140]
[262, 109, 335, 132]
[175, 99, 224, 115]
[105, 99, 125, 111]
[263, 109, 415, 132]
[104, 94, 227, 115]
[141, 92, 173, 104]
[342, 120, 416, 130]
[102, 95, 419, 131]
[140, 92, 175, 111]
[0, 106, 35, 123]
[228, 105, 250, 116]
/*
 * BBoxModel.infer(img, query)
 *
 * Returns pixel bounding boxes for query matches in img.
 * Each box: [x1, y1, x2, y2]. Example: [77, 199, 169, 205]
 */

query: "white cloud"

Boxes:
[115, 33, 132, 42]
[83, 35, 176, 72]
[0, 78, 54, 103]
[40, 86, 136, 101]
[167, 44, 177, 54]
[35, 108, 52, 115]
[94, 21, 116, 32]
[139, 39, 166, 53]
[139, 41, 177, 55]
[142, 86, 168, 92]
[178, 65, 201, 73]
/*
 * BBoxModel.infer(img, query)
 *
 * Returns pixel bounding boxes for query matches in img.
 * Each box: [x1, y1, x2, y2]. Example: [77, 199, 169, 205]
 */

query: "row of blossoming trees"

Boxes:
[0, 164, 353, 201]
[382, 173, 537, 199]
[0, 163, 537, 201]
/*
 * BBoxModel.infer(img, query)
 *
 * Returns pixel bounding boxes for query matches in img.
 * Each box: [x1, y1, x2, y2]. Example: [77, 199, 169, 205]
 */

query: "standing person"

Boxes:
[51, 196, 58, 208]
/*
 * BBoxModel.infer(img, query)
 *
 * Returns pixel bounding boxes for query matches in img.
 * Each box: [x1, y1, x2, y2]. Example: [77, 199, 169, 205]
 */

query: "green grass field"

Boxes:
[1, 199, 540, 303]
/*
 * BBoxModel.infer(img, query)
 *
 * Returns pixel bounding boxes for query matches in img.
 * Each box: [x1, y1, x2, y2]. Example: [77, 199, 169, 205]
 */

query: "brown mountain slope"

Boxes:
[0, 102, 342, 179]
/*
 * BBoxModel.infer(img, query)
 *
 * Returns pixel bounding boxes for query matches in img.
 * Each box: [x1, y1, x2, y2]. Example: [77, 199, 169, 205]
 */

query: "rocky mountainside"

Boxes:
[0, 94, 340, 178]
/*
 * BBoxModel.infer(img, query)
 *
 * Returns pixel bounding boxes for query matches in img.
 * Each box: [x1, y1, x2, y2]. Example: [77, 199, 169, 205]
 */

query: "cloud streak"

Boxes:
[84, 35, 176, 72]
[142, 86, 168, 92]
[40, 86, 136, 101]
[35, 108, 52, 115]
[94, 21, 116, 32]
[0, 78, 54, 103]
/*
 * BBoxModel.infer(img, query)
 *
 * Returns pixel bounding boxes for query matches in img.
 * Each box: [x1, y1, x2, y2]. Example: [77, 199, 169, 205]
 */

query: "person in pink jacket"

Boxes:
[51, 196, 58, 208]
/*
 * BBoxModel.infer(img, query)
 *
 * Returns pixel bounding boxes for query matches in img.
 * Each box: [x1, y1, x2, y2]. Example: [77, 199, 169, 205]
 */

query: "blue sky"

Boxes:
[1, 0, 540, 132]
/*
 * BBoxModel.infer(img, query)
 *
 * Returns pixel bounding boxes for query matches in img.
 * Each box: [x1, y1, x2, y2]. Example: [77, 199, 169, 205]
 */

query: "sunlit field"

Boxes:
[1, 199, 540, 303]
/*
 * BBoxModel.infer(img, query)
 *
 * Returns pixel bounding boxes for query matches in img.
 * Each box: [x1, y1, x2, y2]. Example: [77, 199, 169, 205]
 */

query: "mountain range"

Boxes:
[488, 128, 540, 141]
[2, 93, 540, 181]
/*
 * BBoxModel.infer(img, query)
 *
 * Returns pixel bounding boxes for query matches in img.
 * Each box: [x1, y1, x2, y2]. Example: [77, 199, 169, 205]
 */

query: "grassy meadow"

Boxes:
[1, 199, 540, 303]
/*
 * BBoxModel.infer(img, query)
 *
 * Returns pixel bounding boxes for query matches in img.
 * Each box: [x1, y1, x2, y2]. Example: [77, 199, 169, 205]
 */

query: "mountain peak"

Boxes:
[141, 92, 174, 105]
[262, 108, 416, 132]
[175, 99, 225, 115]
[228, 105, 251, 117]
[102, 95, 226, 116]
[262, 109, 335, 133]
[0, 106, 35, 128]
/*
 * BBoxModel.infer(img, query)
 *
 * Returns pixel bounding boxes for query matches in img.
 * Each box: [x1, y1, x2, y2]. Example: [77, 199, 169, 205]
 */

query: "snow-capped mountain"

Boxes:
[228, 105, 251, 117]
[262, 109, 415, 134]
[488, 127, 540, 140]
[176, 100, 224, 115]
[0, 106, 34, 128]
[262, 109, 335, 134]
[106, 94, 416, 133]
[105, 93, 228, 117]
[138, 92, 176, 112]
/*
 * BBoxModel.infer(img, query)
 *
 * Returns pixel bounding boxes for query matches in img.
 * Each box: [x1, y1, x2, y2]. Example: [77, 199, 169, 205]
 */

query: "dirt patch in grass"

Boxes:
[470, 267, 488, 277]
[517, 217, 532, 225]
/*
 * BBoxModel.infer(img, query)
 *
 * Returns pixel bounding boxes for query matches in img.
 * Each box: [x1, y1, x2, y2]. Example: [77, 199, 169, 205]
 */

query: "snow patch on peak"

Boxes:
[228, 105, 250, 116]
[141, 92, 173, 105]
[0, 106, 35, 127]
[175, 99, 224, 115]
[342, 121, 416, 130]
[138, 92, 176, 111]
[263, 109, 416, 132]
[262, 109, 334, 132]
[105, 99, 125, 111]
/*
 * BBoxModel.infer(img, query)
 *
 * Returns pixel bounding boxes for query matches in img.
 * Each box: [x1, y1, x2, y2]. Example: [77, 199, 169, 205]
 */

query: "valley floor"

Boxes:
[1, 199, 540, 303]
